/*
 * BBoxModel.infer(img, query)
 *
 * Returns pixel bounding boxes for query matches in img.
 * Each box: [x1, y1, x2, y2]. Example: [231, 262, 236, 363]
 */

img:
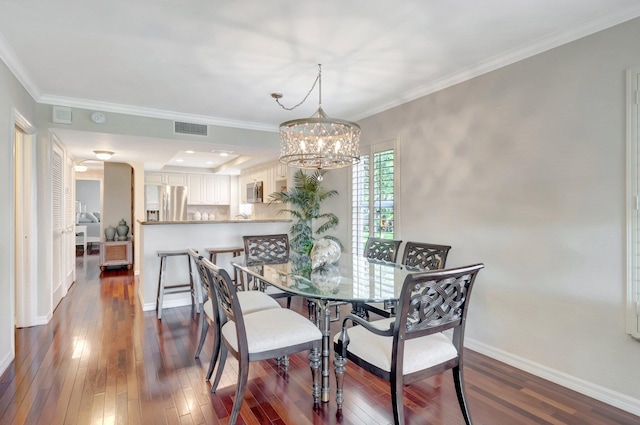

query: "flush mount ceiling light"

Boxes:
[211, 149, 233, 156]
[272, 64, 361, 171]
[74, 163, 88, 172]
[94, 150, 113, 160]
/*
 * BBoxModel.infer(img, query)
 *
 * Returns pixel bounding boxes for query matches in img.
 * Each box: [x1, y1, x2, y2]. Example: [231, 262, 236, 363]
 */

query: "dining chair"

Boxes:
[333, 263, 484, 425]
[401, 241, 451, 270]
[188, 249, 281, 381]
[363, 237, 402, 262]
[202, 258, 322, 425]
[353, 237, 403, 318]
[242, 234, 293, 308]
[363, 241, 453, 318]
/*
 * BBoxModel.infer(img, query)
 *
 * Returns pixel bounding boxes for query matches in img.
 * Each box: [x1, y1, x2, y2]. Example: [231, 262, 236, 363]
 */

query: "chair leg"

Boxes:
[333, 353, 347, 412]
[309, 346, 321, 405]
[206, 322, 222, 381]
[229, 355, 249, 425]
[390, 374, 405, 425]
[157, 256, 166, 319]
[211, 345, 228, 393]
[207, 328, 224, 380]
[453, 365, 473, 425]
[195, 318, 208, 358]
[286, 296, 292, 309]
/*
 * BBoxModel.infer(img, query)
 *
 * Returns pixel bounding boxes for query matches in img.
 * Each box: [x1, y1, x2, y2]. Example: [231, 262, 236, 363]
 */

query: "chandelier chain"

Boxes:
[274, 64, 322, 111]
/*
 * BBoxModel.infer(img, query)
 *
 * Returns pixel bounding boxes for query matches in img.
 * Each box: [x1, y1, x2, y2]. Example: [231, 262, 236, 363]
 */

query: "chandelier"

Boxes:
[273, 64, 361, 170]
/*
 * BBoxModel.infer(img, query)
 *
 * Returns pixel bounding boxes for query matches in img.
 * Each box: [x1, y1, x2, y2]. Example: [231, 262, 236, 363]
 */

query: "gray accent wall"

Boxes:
[325, 16, 640, 408]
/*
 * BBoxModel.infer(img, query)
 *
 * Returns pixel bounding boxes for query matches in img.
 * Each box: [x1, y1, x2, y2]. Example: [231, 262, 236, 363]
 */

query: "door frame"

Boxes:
[11, 107, 37, 332]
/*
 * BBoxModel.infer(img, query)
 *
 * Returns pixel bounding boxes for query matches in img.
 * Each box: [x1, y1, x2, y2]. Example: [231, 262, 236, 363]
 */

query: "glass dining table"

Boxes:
[232, 252, 420, 403]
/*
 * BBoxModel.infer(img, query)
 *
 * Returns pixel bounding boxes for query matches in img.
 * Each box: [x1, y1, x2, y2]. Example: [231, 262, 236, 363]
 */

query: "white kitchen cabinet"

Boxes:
[145, 172, 187, 186]
[187, 174, 204, 204]
[211, 175, 230, 204]
[165, 173, 187, 186]
[188, 174, 230, 205]
[145, 172, 163, 185]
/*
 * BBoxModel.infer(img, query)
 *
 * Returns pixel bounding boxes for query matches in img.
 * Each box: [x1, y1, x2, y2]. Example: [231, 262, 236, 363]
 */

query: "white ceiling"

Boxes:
[1, 0, 639, 171]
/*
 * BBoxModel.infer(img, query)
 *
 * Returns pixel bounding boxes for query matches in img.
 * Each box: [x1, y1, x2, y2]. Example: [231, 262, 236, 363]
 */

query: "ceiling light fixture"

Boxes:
[74, 163, 88, 172]
[273, 64, 361, 172]
[94, 150, 113, 160]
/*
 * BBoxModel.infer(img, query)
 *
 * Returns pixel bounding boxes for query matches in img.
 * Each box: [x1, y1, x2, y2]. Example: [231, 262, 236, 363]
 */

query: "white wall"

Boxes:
[0, 59, 36, 375]
[324, 17, 640, 413]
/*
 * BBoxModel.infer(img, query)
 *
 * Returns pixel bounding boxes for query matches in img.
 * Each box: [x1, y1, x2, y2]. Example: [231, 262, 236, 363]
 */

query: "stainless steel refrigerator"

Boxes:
[145, 185, 188, 221]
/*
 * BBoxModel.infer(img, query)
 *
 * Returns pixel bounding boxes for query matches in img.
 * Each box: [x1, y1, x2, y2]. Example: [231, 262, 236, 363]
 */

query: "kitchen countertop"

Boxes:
[138, 219, 292, 225]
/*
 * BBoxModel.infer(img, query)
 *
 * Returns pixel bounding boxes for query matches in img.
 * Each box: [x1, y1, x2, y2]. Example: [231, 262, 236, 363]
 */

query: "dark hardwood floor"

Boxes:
[1, 253, 638, 425]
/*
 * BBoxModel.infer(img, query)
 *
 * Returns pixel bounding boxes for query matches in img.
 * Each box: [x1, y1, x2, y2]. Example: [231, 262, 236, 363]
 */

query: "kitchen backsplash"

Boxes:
[186, 203, 288, 221]
[187, 205, 229, 221]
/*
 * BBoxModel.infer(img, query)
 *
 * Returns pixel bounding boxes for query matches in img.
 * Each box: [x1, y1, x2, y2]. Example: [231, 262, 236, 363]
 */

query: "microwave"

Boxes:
[246, 181, 263, 203]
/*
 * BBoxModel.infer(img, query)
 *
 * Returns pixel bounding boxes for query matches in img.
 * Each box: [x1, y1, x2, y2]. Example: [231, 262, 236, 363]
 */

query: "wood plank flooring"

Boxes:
[1, 253, 639, 424]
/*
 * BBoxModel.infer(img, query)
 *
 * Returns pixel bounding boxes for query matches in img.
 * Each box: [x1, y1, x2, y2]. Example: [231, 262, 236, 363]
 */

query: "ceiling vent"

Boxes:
[174, 121, 208, 136]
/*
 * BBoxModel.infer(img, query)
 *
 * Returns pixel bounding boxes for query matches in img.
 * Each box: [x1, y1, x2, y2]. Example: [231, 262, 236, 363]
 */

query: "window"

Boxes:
[351, 141, 396, 256]
[627, 69, 640, 340]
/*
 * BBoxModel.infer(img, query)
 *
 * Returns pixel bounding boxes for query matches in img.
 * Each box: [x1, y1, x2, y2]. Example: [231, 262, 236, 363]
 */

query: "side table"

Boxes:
[100, 238, 133, 271]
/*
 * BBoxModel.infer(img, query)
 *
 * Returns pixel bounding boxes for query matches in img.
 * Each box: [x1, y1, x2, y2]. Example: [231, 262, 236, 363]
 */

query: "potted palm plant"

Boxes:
[268, 169, 341, 256]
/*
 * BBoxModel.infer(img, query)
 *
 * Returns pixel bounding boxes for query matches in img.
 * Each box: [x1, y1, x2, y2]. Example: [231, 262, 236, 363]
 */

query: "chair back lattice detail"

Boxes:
[243, 234, 290, 264]
[398, 265, 483, 339]
[364, 237, 402, 262]
[401, 242, 452, 270]
[202, 259, 238, 324]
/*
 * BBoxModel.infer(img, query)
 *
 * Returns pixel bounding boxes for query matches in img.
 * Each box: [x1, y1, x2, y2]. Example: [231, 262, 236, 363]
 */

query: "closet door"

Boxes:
[64, 153, 75, 288]
[52, 143, 65, 305]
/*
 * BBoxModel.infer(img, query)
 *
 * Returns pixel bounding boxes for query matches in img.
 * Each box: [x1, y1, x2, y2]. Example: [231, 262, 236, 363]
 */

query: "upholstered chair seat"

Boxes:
[222, 308, 321, 354]
[333, 318, 457, 374]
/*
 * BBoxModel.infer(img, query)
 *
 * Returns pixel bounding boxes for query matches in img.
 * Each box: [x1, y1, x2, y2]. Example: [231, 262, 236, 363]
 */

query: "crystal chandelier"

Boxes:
[273, 64, 361, 170]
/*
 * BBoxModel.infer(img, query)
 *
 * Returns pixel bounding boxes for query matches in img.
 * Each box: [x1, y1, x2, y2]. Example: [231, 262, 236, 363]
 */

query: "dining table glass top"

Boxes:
[232, 252, 422, 303]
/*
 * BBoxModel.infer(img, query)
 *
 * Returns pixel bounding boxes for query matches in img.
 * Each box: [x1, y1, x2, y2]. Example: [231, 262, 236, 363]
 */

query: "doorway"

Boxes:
[75, 179, 103, 255]
[12, 109, 37, 329]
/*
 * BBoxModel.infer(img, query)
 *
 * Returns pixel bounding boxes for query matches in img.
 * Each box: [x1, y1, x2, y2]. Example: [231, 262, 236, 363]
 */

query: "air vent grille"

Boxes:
[174, 121, 208, 136]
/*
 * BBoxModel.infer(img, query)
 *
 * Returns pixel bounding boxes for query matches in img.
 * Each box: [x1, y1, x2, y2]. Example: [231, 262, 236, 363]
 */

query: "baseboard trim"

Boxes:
[53, 283, 65, 308]
[140, 293, 192, 312]
[465, 338, 640, 417]
[0, 351, 14, 379]
[34, 314, 50, 326]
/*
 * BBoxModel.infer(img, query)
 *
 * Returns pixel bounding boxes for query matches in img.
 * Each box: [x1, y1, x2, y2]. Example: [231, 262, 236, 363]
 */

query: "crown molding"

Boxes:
[0, 31, 277, 132]
[4, 4, 640, 128]
[37, 94, 279, 132]
[352, 4, 640, 121]
[0, 32, 41, 100]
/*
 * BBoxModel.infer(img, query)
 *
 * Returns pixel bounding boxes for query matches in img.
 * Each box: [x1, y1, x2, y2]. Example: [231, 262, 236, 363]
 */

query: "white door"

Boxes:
[52, 143, 66, 305]
[13, 127, 33, 327]
[12, 110, 38, 328]
[64, 153, 75, 289]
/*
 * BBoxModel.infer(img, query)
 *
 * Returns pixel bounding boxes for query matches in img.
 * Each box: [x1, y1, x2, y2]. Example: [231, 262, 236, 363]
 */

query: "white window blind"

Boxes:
[352, 141, 396, 297]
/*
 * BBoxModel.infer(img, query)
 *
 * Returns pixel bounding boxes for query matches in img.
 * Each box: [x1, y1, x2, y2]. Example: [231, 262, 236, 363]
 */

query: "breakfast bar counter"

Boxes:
[137, 219, 291, 311]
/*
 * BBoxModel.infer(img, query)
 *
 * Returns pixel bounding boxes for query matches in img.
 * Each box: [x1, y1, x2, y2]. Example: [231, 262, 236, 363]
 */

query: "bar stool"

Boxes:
[206, 247, 245, 290]
[156, 249, 197, 319]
